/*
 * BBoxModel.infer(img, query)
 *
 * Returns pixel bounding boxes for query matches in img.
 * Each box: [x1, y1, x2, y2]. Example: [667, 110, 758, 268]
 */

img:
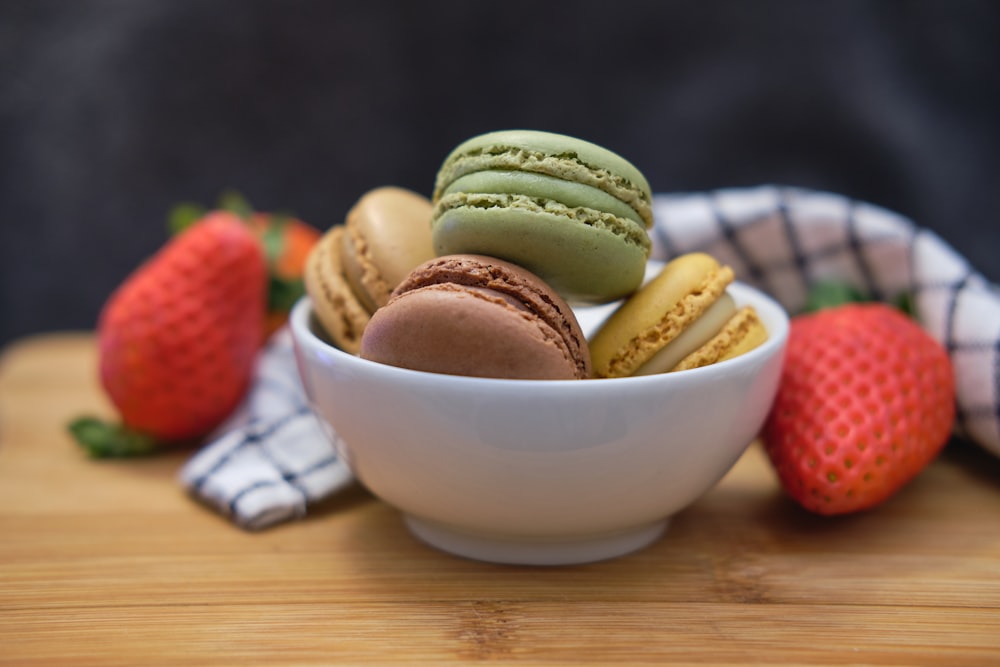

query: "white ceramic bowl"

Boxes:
[290, 279, 788, 566]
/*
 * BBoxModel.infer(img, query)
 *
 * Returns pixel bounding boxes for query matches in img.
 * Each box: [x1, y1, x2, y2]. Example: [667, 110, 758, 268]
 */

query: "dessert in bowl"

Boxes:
[293, 129, 788, 565]
[289, 273, 788, 565]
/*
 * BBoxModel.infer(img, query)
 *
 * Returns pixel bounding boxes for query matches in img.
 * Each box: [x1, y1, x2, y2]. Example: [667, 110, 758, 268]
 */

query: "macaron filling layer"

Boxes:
[338, 186, 437, 314]
[433, 144, 652, 228]
[304, 226, 371, 354]
[442, 170, 647, 228]
[634, 293, 737, 375]
[339, 226, 383, 313]
[433, 192, 651, 251]
[672, 305, 768, 371]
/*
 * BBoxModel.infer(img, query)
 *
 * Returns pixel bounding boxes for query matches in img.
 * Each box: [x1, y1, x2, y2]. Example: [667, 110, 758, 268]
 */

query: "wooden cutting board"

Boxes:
[2, 333, 999, 666]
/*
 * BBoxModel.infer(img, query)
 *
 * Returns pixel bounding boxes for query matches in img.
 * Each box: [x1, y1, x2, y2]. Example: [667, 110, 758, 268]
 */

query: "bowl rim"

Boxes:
[290, 280, 789, 391]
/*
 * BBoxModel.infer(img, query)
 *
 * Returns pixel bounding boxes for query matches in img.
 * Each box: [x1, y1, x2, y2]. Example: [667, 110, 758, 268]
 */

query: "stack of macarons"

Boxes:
[305, 129, 767, 380]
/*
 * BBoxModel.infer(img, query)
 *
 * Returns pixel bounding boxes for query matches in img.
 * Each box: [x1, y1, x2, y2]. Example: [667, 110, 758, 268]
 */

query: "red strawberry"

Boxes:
[71, 213, 267, 455]
[170, 191, 321, 338]
[762, 303, 955, 515]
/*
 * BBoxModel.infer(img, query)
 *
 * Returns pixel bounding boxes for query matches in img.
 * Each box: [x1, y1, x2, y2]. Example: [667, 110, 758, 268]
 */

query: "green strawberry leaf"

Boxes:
[269, 275, 306, 312]
[167, 202, 208, 235]
[167, 189, 259, 236]
[260, 214, 290, 264]
[217, 189, 254, 220]
[803, 281, 917, 319]
[893, 290, 916, 317]
[803, 281, 869, 313]
[68, 417, 161, 458]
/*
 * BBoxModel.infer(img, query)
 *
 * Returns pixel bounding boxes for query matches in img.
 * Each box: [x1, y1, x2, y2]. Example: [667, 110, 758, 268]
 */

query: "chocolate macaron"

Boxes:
[360, 255, 592, 379]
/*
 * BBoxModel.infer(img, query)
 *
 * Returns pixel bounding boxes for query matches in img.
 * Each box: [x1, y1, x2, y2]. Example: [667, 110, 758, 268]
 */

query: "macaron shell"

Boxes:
[673, 306, 768, 371]
[304, 226, 370, 354]
[340, 186, 435, 312]
[589, 253, 734, 378]
[360, 286, 584, 379]
[433, 129, 653, 227]
[432, 199, 649, 303]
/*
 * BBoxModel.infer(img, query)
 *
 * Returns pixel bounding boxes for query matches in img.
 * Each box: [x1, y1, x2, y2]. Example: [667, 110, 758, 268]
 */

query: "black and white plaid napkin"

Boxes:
[181, 185, 1000, 529]
[178, 329, 352, 529]
[651, 186, 999, 456]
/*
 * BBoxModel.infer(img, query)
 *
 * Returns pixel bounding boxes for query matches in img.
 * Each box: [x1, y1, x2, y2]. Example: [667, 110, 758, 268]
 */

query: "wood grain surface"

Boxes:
[2, 333, 999, 666]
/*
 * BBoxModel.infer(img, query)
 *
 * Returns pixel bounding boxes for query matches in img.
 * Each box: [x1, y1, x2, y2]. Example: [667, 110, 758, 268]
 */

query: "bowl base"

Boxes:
[403, 515, 669, 566]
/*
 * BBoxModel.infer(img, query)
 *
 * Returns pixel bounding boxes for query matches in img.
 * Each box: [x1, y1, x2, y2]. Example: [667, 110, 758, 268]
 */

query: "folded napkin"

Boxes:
[181, 185, 1000, 529]
[179, 329, 353, 529]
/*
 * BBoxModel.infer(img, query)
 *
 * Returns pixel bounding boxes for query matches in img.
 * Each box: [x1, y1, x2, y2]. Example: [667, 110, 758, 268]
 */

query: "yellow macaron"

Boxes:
[588, 253, 767, 378]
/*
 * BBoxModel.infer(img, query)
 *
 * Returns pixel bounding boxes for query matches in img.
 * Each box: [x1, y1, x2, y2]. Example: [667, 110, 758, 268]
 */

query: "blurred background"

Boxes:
[1, 0, 998, 348]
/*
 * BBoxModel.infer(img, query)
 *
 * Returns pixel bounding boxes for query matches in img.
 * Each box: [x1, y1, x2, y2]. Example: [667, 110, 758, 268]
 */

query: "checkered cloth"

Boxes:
[181, 185, 1000, 530]
[652, 186, 1000, 457]
[178, 329, 353, 530]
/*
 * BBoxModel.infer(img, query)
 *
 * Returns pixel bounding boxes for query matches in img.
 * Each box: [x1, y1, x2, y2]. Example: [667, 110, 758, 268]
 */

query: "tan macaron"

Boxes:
[304, 226, 371, 354]
[305, 186, 436, 353]
[588, 253, 767, 378]
[340, 187, 436, 313]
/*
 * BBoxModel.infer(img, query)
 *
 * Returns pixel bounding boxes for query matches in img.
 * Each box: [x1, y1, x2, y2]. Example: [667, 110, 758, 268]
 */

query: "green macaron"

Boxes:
[430, 130, 653, 303]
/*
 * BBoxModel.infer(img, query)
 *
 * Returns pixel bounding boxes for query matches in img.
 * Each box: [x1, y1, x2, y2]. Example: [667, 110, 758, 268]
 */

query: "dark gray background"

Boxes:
[2, 0, 998, 348]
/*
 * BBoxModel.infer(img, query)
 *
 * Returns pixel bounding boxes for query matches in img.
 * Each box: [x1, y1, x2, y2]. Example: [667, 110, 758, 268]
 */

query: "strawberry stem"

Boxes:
[68, 417, 161, 458]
